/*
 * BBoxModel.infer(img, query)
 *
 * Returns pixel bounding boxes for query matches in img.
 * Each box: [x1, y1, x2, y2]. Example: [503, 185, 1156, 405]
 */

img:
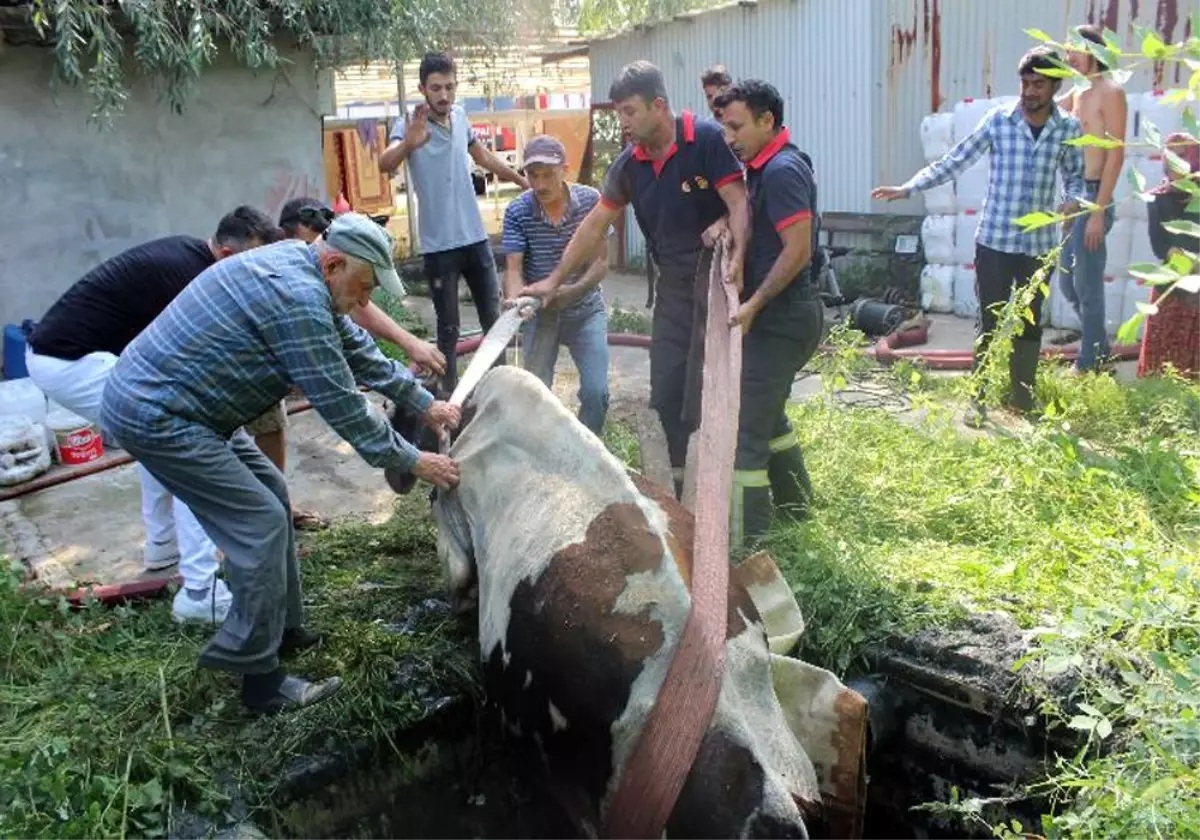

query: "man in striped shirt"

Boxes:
[874, 46, 1086, 425]
[101, 213, 461, 715]
[502, 135, 611, 435]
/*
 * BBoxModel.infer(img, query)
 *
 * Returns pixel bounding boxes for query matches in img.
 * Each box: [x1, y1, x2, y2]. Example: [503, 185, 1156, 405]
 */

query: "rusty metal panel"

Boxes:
[877, 0, 1188, 214]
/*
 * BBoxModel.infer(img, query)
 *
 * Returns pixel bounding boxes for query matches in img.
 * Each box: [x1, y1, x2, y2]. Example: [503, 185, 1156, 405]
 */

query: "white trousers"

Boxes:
[24, 346, 220, 590]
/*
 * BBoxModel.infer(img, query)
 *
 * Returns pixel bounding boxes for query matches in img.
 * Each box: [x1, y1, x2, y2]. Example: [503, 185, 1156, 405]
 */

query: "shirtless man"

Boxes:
[1057, 23, 1128, 373]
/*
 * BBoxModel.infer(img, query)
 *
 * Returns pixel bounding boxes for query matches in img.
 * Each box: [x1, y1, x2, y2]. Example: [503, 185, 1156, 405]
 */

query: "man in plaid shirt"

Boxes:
[874, 46, 1086, 425]
[101, 213, 461, 715]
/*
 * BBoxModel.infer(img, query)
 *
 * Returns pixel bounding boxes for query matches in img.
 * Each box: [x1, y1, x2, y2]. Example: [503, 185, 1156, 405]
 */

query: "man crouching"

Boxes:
[101, 213, 461, 715]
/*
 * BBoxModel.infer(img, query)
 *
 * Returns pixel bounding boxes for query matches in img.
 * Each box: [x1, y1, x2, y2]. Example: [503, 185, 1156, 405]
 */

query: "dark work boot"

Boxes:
[279, 627, 323, 659]
[732, 476, 773, 557]
[1007, 338, 1041, 414]
[768, 443, 814, 524]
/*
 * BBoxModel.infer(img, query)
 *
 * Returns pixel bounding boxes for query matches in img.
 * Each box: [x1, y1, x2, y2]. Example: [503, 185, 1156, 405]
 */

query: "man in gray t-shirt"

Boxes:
[380, 51, 528, 394]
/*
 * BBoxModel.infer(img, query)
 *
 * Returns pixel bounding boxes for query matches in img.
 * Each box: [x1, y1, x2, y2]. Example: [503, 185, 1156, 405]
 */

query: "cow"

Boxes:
[388, 365, 869, 839]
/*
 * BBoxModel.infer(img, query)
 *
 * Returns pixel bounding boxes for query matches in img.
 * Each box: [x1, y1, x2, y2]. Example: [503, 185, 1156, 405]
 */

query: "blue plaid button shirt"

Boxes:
[904, 100, 1086, 256]
[100, 239, 434, 472]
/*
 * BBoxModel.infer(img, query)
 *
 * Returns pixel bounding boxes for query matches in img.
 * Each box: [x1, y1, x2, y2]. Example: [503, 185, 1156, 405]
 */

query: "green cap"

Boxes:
[323, 211, 406, 298]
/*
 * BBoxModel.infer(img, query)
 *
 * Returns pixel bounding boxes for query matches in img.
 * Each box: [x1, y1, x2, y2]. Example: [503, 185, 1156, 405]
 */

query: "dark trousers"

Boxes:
[649, 250, 714, 476]
[734, 292, 824, 548]
[424, 240, 502, 395]
[974, 243, 1047, 355]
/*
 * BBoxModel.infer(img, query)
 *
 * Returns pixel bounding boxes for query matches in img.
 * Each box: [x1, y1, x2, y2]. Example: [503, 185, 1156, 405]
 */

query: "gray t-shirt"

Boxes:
[390, 103, 488, 255]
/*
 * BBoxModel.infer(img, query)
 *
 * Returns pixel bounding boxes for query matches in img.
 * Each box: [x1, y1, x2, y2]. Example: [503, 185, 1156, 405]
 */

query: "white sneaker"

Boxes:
[144, 539, 181, 571]
[172, 578, 233, 624]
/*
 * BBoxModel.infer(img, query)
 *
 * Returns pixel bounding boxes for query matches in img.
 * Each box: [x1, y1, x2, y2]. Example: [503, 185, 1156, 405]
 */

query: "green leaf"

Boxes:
[1162, 220, 1200, 238]
[1162, 87, 1192, 106]
[1188, 197, 1200, 215]
[1129, 165, 1148, 193]
[1127, 261, 1177, 281]
[1136, 775, 1183, 803]
[1185, 107, 1200, 140]
[1136, 301, 1160, 316]
[1067, 714, 1098, 731]
[1177, 275, 1200, 294]
[1035, 66, 1075, 79]
[1117, 312, 1146, 344]
[1095, 717, 1113, 739]
[1025, 28, 1054, 43]
[1066, 134, 1123, 149]
[1078, 702, 1103, 717]
[1016, 210, 1061, 231]
[1141, 31, 1169, 59]
[1144, 120, 1163, 149]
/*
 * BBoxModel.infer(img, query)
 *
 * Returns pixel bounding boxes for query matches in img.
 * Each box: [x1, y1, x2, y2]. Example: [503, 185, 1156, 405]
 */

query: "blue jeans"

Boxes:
[521, 291, 610, 435]
[1060, 180, 1115, 371]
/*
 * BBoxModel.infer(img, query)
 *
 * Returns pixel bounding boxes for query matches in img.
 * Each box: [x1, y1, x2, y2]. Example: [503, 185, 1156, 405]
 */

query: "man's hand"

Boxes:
[425, 400, 461, 435]
[729, 298, 762, 334]
[521, 277, 560, 307]
[723, 250, 744, 294]
[871, 186, 908, 202]
[405, 105, 432, 152]
[412, 452, 460, 490]
[1084, 212, 1105, 251]
[409, 341, 446, 377]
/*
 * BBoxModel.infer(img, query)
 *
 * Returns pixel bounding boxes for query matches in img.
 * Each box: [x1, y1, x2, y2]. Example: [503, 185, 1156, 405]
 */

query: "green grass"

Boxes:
[607, 299, 652, 336]
[370, 289, 432, 364]
[770, 354, 1200, 839]
[0, 496, 476, 839]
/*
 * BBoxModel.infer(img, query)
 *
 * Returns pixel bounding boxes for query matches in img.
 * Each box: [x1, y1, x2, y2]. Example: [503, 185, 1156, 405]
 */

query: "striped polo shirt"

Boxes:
[502, 184, 606, 310]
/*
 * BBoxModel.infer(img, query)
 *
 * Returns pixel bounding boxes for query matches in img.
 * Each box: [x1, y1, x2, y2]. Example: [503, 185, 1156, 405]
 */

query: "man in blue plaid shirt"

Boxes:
[874, 47, 1086, 425]
[101, 213, 462, 715]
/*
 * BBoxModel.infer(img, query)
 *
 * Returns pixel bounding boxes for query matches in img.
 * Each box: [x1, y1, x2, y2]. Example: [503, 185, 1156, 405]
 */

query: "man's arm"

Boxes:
[1095, 86, 1128, 207]
[1059, 118, 1088, 206]
[380, 138, 413, 174]
[504, 253, 526, 301]
[739, 159, 814, 322]
[553, 252, 608, 309]
[259, 301, 432, 473]
[469, 142, 529, 189]
[718, 178, 751, 287]
[527, 202, 622, 296]
[501, 201, 529, 301]
[349, 301, 444, 374]
[875, 116, 993, 200]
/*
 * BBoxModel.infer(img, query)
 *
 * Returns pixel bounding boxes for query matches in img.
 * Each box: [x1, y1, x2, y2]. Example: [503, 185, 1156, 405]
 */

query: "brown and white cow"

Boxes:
[394, 366, 868, 839]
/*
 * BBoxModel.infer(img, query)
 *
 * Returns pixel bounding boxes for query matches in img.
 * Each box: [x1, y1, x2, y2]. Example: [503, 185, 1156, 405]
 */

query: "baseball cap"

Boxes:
[280, 197, 334, 233]
[323, 212, 406, 298]
[523, 134, 567, 167]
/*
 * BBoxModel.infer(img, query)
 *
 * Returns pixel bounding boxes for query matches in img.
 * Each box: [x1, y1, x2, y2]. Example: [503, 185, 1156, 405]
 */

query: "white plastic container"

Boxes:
[1139, 89, 1185, 145]
[953, 264, 979, 319]
[1124, 91, 1146, 158]
[1103, 275, 1127, 338]
[920, 112, 955, 162]
[923, 181, 957, 215]
[1128, 217, 1158, 269]
[921, 214, 957, 264]
[0, 416, 51, 487]
[920, 264, 956, 313]
[1105, 218, 1134, 277]
[0, 377, 47, 426]
[954, 210, 980, 266]
[1121, 275, 1152, 340]
[955, 154, 991, 212]
[952, 97, 994, 142]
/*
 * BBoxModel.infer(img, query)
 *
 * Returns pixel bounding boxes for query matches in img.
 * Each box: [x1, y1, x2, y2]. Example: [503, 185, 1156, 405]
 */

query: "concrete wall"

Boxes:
[0, 43, 330, 347]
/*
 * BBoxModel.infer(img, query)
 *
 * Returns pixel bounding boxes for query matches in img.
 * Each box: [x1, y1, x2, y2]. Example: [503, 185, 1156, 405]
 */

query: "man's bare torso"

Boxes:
[1064, 77, 1126, 180]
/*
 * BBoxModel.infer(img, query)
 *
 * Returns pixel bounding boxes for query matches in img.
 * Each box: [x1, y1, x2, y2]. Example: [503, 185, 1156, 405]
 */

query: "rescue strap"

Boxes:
[603, 237, 741, 838]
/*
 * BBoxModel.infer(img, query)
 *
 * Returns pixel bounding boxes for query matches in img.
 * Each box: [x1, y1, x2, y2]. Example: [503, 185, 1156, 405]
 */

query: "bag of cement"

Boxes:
[0, 416, 52, 486]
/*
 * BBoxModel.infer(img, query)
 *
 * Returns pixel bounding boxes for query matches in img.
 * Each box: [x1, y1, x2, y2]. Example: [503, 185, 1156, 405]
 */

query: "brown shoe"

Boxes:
[292, 509, 330, 531]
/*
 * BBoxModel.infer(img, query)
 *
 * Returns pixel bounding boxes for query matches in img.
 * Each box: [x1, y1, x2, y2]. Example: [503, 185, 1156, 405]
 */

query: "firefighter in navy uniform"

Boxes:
[715, 79, 823, 549]
[521, 60, 750, 499]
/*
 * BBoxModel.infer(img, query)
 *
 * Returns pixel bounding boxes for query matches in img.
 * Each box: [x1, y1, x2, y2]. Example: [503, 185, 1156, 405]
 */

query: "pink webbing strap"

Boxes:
[603, 241, 742, 838]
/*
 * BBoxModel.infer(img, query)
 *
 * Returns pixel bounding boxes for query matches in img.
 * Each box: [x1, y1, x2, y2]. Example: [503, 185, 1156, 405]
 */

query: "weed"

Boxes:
[370, 290, 432, 364]
[608, 300, 652, 336]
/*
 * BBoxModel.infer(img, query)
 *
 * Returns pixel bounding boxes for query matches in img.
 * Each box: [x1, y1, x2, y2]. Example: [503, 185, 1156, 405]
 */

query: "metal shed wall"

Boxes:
[586, 0, 1190, 257]
[587, 0, 878, 262]
[876, 0, 1190, 215]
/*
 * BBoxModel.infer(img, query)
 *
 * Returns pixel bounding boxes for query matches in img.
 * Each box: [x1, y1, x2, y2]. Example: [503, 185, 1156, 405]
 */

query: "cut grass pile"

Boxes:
[770, 355, 1199, 839]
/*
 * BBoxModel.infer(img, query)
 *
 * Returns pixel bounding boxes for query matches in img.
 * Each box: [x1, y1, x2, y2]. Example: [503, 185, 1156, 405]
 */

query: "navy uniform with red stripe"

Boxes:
[600, 110, 743, 491]
[735, 127, 824, 548]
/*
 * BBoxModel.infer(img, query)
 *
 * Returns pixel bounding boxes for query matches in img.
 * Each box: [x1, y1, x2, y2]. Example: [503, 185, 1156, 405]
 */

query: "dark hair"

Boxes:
[214, 205, 281, 248]
[1074, 24, 1109, 72]
[700, 64, 731, 88]
[419, 52, 456, 86]
[1018, 46, 1066, 84]
[713, 79, 785, 130]
[609, 60, 668, 105]
[279, 196, 334, 237]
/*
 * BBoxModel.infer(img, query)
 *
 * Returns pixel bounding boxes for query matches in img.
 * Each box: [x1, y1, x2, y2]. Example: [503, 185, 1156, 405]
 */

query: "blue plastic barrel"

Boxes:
[3, 320, 34, 380]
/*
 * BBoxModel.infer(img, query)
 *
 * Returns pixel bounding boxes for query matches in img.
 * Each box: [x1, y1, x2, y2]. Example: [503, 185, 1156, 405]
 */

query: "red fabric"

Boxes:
[1138, 287, 1200, 378]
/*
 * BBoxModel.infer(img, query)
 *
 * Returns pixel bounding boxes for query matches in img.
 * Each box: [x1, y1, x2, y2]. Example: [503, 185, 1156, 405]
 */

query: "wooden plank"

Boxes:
[603, 242, 739, 838]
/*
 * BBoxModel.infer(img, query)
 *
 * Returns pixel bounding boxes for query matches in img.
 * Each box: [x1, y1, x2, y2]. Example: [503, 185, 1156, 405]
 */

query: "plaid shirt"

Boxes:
[100, 240, 434, 473]
[905, 100, 1086, 256]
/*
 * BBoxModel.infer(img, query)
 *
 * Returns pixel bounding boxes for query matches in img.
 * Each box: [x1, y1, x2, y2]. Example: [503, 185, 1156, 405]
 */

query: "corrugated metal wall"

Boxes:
[587, 0, 1189, 257]
[587, 0, 877, 262]
[877, 0, 1189, 215]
